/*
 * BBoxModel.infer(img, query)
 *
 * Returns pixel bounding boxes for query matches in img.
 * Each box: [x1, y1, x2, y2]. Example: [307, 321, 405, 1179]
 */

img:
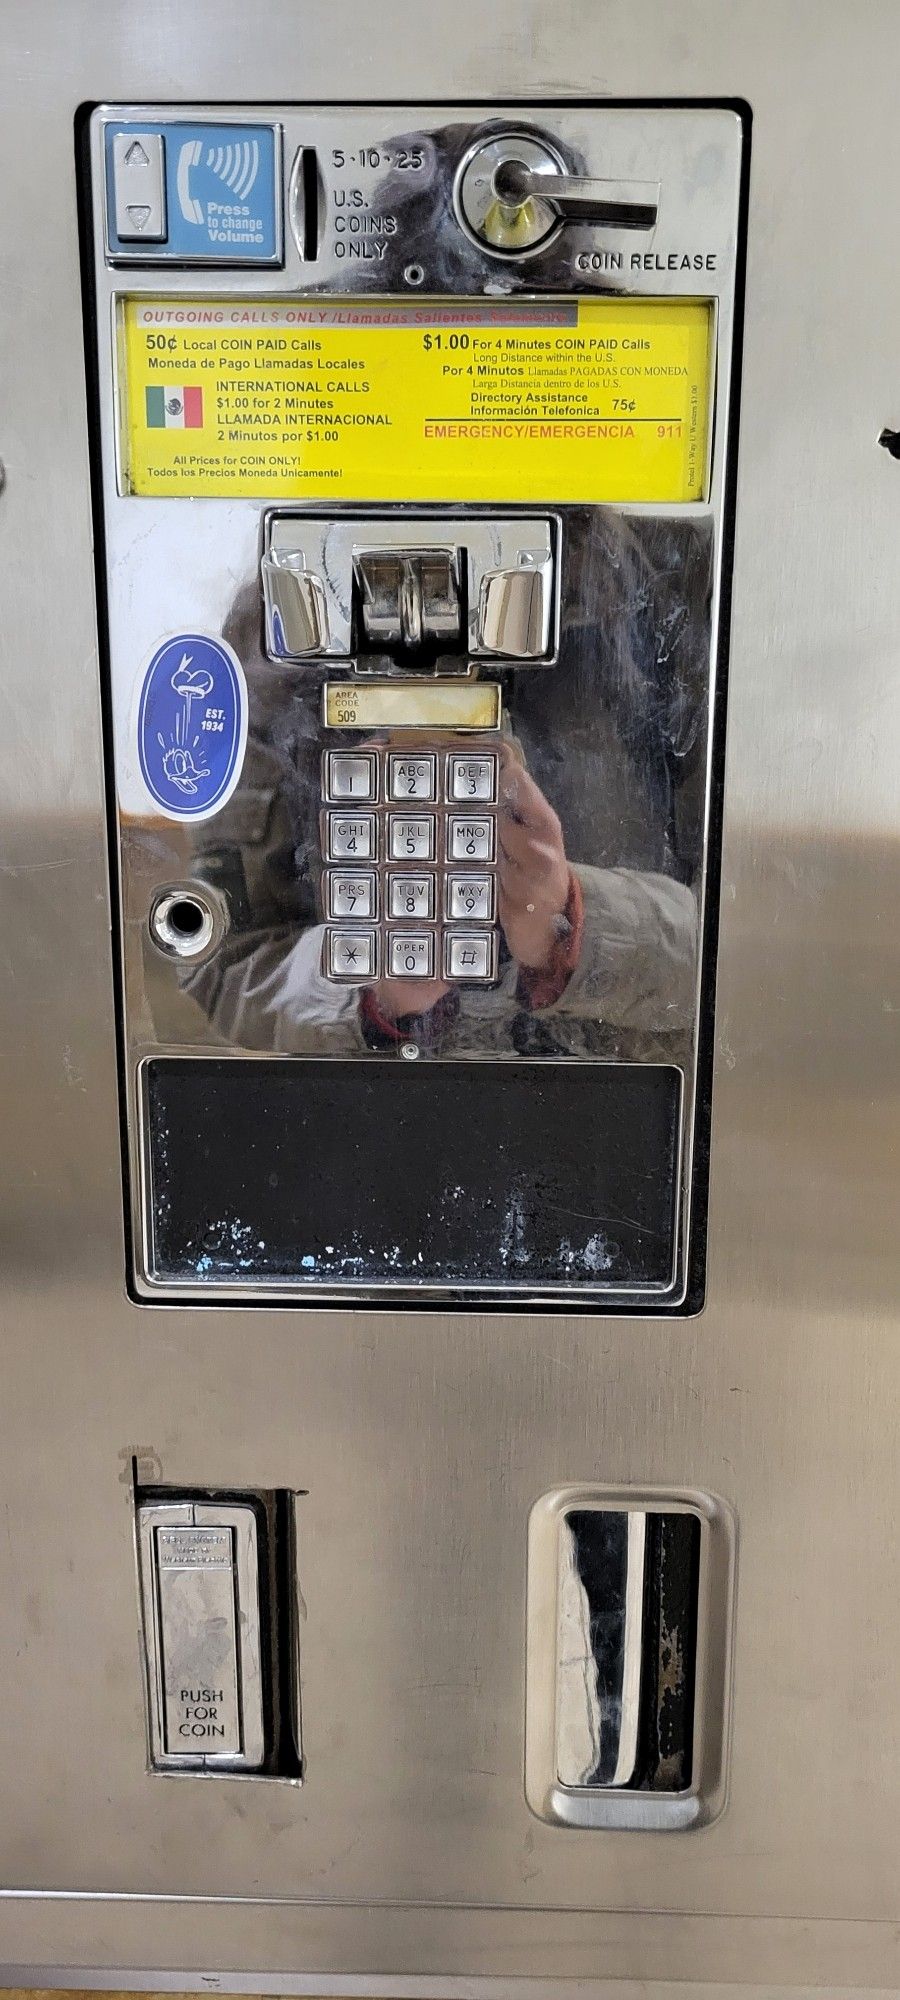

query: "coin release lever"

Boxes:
[493, 159, 659, 231]
[456, 132, 659, 254]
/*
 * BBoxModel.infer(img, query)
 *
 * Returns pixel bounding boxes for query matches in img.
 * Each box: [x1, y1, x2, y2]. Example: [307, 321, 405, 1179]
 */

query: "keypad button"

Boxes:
[325, 870, 377, 921]
[387, 753, 437, 801]
[444, 931, 497, 982]
[448, 753, 498, 802]
[323, 752, 377, 802]
[389, 873, 435, 920]
[446, 873, 494, 922]
[326, 929, 377, 980]
[325, 812, 376, 861]
[447, 814, 495, 862]
[388, 932, 435, 979]
[388, 814, 436, 861]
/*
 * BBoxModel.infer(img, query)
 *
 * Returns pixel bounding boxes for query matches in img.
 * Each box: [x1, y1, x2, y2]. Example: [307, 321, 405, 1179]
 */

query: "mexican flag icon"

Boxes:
[145, 384, 203, 429]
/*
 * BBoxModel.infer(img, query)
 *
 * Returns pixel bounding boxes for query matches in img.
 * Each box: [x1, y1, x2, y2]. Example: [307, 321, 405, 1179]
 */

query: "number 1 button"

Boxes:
[324, 752, 377, 802]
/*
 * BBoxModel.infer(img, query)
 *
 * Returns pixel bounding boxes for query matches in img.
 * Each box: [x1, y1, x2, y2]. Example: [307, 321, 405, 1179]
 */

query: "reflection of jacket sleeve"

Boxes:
[184, 925, 370, 1054]
[182, 862, 696, 1056]
[536, 864, 697, 1033]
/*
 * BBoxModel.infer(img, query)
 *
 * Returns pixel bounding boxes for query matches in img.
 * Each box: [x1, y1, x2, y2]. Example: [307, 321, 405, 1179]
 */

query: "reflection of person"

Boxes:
[180, 509, 709, 1063]
[364, 745, 576, 1024]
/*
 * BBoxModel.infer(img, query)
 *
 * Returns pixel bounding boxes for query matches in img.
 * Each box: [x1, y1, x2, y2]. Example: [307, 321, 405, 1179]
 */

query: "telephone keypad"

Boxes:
[321, 745, 500, 985]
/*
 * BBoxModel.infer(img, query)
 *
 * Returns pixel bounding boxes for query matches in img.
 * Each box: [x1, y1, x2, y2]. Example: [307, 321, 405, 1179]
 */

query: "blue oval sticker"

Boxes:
[137, 633, 246, 820]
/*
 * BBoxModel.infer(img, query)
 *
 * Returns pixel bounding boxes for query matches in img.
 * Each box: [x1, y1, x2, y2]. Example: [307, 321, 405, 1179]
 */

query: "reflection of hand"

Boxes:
[497, 754, 572, 971]
[367, 973, 451, 1021]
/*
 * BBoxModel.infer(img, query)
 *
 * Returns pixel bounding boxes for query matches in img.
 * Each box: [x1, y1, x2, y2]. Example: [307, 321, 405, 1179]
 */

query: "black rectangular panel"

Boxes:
[144, 1058, 681, 1301]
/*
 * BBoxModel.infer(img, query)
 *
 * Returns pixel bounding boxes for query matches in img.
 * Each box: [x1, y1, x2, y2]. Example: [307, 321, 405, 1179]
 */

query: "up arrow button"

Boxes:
[110, 129, 167, 244]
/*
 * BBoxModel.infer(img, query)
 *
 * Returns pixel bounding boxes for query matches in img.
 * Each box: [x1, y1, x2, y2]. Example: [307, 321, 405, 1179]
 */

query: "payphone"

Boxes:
[87, 103, 743, 1306]
[2, 5, 898, 1989]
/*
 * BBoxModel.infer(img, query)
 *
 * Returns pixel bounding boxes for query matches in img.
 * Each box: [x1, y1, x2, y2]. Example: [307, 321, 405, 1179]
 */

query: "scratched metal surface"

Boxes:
[0, 0, 898, 1993]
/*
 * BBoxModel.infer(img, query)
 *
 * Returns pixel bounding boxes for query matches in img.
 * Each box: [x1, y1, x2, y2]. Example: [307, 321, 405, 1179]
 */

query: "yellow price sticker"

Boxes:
[121, 294, 714, 503]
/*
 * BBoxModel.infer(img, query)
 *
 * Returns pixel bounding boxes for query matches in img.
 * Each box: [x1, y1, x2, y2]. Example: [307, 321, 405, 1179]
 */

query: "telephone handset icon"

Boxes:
[176, 140, 205, 225]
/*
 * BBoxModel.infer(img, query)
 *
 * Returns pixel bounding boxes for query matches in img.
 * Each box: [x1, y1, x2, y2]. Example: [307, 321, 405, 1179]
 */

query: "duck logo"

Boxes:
[137, 634, 247, 820]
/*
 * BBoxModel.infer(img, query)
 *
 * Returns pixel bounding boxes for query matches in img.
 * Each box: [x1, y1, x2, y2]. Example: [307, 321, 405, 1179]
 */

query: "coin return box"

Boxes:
[525, 1488, 735, 1830]
[136, 1485, 302, 1780]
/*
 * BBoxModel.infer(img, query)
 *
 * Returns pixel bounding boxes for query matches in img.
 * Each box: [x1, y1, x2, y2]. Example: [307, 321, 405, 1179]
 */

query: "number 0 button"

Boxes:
[388, 933, 435, 979]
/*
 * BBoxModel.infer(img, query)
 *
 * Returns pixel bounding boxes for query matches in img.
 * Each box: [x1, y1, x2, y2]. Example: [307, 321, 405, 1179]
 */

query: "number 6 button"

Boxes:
[447, 815, 495, 862]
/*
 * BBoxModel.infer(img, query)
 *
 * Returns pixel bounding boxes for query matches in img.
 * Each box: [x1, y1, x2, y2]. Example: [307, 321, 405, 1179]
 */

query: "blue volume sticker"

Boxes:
[137, 634, 247, 820]
[106, 122, 281, 264]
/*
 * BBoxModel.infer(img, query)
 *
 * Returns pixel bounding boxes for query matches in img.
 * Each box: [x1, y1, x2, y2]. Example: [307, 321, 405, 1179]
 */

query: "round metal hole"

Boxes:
[454, 131, 566, 258]
[403, 262, 425, 286]
[149, 887, 220, 960]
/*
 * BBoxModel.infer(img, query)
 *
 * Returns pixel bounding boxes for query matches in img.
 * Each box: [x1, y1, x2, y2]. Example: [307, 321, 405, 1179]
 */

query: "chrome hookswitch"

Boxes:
[262, 515, 557, 665]
[262, 548, 330, 656]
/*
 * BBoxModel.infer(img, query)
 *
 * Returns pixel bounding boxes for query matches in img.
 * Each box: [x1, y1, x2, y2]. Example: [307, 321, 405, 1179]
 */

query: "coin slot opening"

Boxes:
[300, 147, 320, 262]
